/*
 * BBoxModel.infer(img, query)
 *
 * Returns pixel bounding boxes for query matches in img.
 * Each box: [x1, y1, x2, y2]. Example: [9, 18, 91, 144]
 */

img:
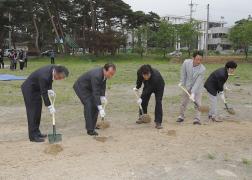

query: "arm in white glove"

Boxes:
[224, 86, 231, 91]
[137, 98, 142, 105]
[48, 89, 56, 97]
[48, 105, 56, 114]
[98, 105, 106, 118]
[100, 96, 108, 105]
[133, 87, 139, 92]
[219, 91, 226, 104]
[190, 93, 195, 102]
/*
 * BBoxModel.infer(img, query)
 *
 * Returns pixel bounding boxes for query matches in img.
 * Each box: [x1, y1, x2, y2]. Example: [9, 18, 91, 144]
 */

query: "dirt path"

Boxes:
[0, 84, 252, 180]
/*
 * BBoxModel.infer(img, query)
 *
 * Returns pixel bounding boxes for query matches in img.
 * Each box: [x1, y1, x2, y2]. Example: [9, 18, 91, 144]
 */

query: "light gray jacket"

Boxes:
[180, 59, 206, 94]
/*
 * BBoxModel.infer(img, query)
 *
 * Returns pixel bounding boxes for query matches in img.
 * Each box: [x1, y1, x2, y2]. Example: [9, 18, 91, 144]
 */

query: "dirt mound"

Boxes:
[199, 105, 209, 113]
[94, 136, 108, 142]
[161, 130, 177, 137]
[140, 114, 151, 123]
[44, 144, 63, 155]
[96, 121, 110, 129]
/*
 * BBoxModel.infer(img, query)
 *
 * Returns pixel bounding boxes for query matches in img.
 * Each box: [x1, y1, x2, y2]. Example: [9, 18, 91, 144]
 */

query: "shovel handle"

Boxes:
[133, 90, 144, 114]
[179, 84, 200, 110]
[48, 92, 56, 126]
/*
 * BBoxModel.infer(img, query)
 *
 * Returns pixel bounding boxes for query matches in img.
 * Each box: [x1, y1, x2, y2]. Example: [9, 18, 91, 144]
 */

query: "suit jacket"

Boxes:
[204, 67, 228, 96]
[136, 67, 165, 91]
[180, 59, 206, 94]
[73, 67, 106, 106]
[21, 65, 54, 106]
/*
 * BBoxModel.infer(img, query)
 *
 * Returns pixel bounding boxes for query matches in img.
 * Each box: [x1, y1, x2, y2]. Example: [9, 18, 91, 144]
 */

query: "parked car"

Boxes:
[4, 49, 12, 57]
[169, 50, 182, 57]
[41, 50, 53, 56]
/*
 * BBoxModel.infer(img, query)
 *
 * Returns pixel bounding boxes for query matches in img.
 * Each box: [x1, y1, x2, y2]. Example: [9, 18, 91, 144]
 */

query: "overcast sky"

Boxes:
[123, 0, 252, 26]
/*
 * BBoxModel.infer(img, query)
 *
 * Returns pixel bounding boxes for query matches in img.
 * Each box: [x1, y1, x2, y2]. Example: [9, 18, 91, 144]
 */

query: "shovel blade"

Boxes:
[48, 134, 62, 144]
[225, 108, 235, 115]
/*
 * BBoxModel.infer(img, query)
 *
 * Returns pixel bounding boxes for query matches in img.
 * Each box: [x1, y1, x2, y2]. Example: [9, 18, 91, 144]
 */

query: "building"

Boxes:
[162, 15, 232, 51]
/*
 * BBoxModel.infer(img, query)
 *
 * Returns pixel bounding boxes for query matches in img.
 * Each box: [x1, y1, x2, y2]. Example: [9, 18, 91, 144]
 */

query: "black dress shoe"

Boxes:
[38, 133, 47, 138]
[208, 116, 222, 122]
[155, 123, 163, 129]
[176, 118, 184, 123]
[30, 136, 45, 143]
[87, 130, 98, 136]
[193, 120, 201, 125]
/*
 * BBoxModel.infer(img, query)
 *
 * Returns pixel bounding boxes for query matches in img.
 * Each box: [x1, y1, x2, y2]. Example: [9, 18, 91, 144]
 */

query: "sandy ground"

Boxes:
[0, 83, 252, 180]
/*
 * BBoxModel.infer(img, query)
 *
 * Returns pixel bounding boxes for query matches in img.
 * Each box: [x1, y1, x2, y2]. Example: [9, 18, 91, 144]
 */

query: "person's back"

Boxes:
[204, 67, 228, 96]
[22, 65, 54, 92]
[74, 67, 103, 97]
[50, 51, 55, 58]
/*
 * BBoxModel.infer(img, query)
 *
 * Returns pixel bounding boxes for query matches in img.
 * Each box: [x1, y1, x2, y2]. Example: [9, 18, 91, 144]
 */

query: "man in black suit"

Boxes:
[133, 64, 165, 129]
[73, 63, 116, 136]
[204, 61, 237, 122]
[21, 65, 69, 142]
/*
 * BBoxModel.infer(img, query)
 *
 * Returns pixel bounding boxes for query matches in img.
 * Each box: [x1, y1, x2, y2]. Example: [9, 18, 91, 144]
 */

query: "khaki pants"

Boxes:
[178, 92, 202, 121]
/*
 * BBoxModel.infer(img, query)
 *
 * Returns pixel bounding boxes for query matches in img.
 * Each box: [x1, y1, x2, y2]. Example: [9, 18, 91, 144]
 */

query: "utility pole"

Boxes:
[205, 4, 209, 60]
[189, 0, 197, 21]
[8, 12, 12, 49]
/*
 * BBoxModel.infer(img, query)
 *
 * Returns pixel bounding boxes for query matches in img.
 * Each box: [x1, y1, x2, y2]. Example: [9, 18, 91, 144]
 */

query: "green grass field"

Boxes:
[0, 55, 251, 106]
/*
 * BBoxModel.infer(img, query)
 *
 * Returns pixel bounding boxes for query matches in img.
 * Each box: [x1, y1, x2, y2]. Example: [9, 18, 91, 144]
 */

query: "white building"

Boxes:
[162, 15, 232, 51]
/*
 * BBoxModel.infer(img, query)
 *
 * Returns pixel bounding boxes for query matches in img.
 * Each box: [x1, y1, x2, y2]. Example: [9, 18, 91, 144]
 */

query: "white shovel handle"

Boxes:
[133, 90, 143, 111]
[48, 92, 56, 126]
[178, 84, 191, 98]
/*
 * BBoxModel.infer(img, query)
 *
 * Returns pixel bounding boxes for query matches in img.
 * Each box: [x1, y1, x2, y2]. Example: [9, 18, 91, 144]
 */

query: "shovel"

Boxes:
[48, 91, 62, 144]
[224, 103, 235, 115]
[96, 102, 110, 129]
[178, 84, 209, 113]
[133, 89, 151, 123]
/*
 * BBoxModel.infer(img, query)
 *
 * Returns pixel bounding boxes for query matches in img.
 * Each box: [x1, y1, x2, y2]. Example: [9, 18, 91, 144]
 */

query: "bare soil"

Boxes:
[0, 84, 252, 180]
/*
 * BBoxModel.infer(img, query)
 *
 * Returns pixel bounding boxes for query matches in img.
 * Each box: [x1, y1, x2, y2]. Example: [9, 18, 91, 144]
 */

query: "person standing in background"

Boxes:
[19, 49, 25, 70]
[0, 49, 4, 69]
[24, 50, 28, 68]
[50, 50, 55, 64]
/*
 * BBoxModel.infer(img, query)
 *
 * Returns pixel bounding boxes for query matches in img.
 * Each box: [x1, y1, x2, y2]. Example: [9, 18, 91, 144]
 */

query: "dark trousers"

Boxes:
[73, 84, 98, 131]
[83, 98, 99, 131]
[24, 58, 27, 67]
[22, 88, 42, 139]
[20, 61, 25, 70]
[13, 62, 17, 70]
[140, 85, 164, 123]
[0, 60, 4, 69]
[51, 57, 55, 64]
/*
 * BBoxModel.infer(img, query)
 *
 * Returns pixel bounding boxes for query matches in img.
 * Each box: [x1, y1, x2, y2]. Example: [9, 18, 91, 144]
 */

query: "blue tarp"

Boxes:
[0, 74, 26, 81]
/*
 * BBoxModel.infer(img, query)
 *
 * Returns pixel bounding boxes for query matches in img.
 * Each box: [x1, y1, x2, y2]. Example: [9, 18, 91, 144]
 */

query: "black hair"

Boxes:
[192, 50, 204, 58]
[104, 63, 116, 71]
[54, 65, 69, 77]
[225, 61, 237, 69]
[139, 64, 152, 75]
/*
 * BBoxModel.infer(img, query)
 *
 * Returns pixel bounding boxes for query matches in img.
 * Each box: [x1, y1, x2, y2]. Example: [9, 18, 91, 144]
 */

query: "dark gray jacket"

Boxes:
[21, 65, 54, 106]
[73, 67, 106, 106]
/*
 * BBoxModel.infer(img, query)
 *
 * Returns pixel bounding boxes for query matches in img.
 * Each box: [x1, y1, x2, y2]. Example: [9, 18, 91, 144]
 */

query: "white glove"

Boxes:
[98, 105, 106, 118]
[48, 105, 56, 114]
[224, 86, 231, 91]
[219, 91, 226, 103]
[190, 93, 195, 102]
[133, 87, 139, 92]
[178, 82, 182, 87]
[100, 96, 108, 105]
[137, 98, 142, 105]
[48, 89, 56, 97]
